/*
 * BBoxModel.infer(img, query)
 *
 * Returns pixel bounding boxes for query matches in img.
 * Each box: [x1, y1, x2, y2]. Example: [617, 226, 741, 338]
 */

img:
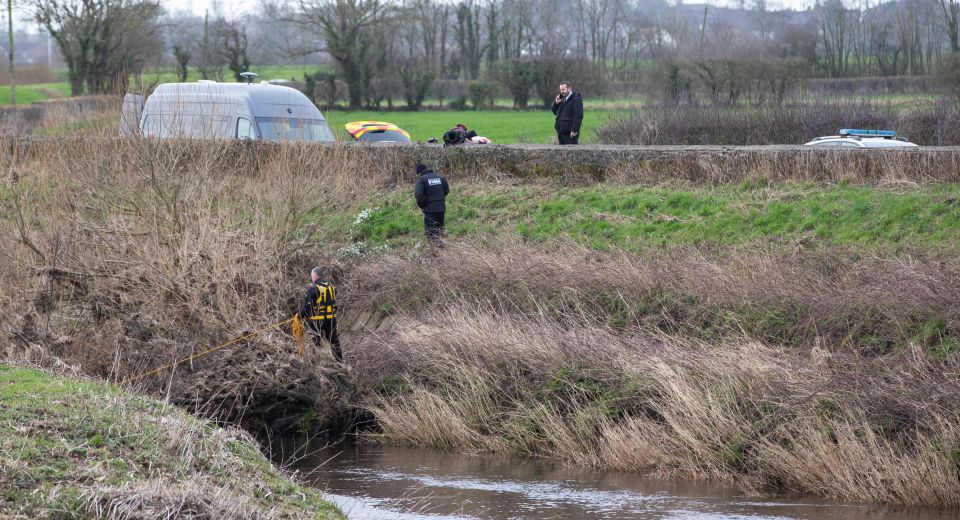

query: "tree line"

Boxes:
[24, 0, 960, 106]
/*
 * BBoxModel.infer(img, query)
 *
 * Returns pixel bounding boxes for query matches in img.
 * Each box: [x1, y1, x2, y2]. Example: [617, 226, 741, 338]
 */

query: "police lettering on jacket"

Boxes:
[414, 168, 450, 213]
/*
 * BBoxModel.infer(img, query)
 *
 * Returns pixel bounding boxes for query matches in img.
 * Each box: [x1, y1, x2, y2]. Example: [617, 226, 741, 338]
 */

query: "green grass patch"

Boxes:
[333, 183, 960, 254]
[331, 181, 960, 355]
[323, 109, 615, 144]
[0, 365, 344, 519]
[0, 82, 71, 104]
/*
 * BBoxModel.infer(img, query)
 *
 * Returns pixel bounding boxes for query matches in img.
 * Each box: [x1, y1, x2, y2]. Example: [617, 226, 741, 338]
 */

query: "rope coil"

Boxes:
[291, 314, 306, 358]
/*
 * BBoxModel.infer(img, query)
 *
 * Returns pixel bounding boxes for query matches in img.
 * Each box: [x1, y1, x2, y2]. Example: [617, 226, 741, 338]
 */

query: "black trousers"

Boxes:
[558, 132, 579, 145]
[424, 211, 445, 243]
[309, 319, 342, 362]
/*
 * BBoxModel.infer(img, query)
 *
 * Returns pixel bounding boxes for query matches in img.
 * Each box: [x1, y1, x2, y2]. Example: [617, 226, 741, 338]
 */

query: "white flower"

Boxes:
[337, 242, 368, 260]
[352, 208, 376, 226]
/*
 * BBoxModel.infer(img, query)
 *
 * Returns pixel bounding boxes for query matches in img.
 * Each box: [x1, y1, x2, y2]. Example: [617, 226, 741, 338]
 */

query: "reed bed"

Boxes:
[0, 134, 365, 426]
[344, 242, 960, 354]
[345, 242, 960, 505]
[2, 133, 959, 506]
[358, 298, 960, 505]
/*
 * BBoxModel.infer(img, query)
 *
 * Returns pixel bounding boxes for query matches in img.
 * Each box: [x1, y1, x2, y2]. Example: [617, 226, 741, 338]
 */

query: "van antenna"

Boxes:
[239, 72, 259, 84]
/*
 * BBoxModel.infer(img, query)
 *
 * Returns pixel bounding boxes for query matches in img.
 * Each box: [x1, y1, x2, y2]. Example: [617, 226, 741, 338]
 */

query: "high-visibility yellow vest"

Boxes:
[310, 282, 337, 321]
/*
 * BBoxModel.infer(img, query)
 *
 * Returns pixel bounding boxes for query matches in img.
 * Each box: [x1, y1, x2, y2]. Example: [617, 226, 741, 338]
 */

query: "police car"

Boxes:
[803, 129, 918, 148]
[344, 121, 412, 143]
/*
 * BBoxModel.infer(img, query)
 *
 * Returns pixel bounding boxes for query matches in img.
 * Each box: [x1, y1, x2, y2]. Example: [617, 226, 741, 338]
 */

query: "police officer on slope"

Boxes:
[299, 266, 342, 363]
[414, 163, 449, 246]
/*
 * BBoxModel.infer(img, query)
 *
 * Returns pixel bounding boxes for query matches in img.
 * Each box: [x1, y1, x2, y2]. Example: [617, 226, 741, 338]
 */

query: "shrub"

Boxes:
[497, 59, 538, 109]
[533, 58, 608, 108]
[399, 63, 436, 112]
[468, 81, 499, 110]
[651, 59, 813, 106]
[597, 98, 960, 146]
[937, 53, 960, 99]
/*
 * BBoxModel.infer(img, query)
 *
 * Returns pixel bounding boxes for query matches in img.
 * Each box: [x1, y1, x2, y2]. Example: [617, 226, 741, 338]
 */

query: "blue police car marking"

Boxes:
[839, 129, 897, 137]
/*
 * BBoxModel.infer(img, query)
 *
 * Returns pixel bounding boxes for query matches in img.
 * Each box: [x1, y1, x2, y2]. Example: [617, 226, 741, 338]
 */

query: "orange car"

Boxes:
[344, 121, 412, 143]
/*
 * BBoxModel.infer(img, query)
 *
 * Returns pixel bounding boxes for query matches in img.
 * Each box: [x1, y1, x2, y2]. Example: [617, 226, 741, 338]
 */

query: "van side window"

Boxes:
[237, 117, 255, 139]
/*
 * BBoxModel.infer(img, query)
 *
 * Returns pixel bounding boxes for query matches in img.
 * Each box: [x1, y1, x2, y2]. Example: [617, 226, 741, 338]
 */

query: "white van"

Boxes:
[120, 77, 335, 142]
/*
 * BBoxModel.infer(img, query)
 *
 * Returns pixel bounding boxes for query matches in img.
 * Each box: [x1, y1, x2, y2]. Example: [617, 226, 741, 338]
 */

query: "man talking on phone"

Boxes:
[551, 81, 584, 145]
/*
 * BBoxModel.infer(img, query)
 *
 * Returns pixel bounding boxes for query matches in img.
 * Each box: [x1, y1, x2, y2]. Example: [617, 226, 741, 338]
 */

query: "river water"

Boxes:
[270, 437, 956, 520]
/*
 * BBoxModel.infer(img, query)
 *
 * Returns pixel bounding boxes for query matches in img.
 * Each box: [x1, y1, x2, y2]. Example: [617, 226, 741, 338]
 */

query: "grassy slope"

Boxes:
[324, 182, 960, 255]
[0, 365, 344, 519]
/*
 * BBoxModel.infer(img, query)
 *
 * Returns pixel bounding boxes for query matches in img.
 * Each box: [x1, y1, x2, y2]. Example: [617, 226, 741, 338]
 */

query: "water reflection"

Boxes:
[269, 437, 956, 520]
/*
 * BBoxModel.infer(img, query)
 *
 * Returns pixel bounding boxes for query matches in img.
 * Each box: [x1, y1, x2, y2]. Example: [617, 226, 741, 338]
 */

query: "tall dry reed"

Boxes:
[344, 241, 960, 354]
[360, 300, 960, 505]
[342, 242, 960, 505]
[0, 132, 375, 428]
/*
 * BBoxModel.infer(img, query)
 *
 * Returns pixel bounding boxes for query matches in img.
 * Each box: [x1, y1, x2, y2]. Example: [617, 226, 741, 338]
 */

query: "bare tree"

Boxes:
[935, 0, 960, 51]
[897, 1, 921, 75]
[864, 4, 900, 76]
[816, 0, 854, 77]
[455, 0, 483, 79]
[217, 19, 251, 81]
[527, 0, 572, 56]
[32, 0, 164, 95]
[575, 0, 623, 62]
[173, 45, 190, 81]
[289, 0, 390, 108]
[164, 12, 203, 82]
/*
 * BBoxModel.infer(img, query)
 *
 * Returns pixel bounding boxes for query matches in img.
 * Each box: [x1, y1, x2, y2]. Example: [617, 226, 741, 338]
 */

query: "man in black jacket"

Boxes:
[551, 81, 584, 145]
[299, 266, 342, 363]
[413, 163, 450, 245]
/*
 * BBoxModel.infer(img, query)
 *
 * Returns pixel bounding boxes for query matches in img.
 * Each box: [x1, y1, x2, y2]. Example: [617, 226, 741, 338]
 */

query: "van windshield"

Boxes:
[255, 117, 335, 142]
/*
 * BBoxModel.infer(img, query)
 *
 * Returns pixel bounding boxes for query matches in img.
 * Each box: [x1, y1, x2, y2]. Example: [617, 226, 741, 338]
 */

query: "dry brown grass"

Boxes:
[0, 96, 115, 136]
[343, 242, 960, 505]
[0, 133, 379, 431]
[0, 65, 59, 85]
[360, 301, 960, 505]
[345, 241, 960, 353]
[4, 133, 960, 507]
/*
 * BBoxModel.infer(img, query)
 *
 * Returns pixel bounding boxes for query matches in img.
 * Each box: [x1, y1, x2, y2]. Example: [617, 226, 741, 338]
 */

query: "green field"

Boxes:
[0, 82, 70, 105]
[324, 109, 616, 144]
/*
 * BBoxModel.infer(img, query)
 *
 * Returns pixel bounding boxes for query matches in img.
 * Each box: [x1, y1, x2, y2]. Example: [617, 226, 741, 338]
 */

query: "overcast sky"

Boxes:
[162, 0, 818, 18]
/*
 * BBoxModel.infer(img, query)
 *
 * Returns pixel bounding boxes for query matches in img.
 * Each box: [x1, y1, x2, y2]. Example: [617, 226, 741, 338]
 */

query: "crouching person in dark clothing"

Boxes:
[299, 266, 342, 363]
[414, 163, 449, 246]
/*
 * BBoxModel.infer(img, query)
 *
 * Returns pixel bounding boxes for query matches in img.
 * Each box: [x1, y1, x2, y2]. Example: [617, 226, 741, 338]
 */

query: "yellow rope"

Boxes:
[291, 314, 306, 358]
[121, 317, 296, 386]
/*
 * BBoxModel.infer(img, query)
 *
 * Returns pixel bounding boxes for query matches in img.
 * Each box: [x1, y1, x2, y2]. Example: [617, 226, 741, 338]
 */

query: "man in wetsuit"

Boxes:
[299, 266, 342, 363]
